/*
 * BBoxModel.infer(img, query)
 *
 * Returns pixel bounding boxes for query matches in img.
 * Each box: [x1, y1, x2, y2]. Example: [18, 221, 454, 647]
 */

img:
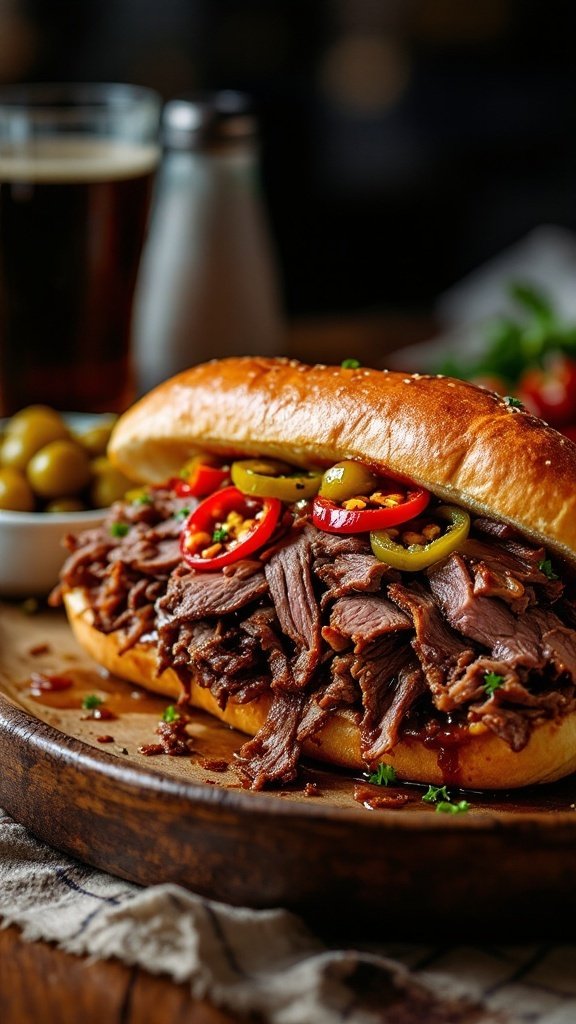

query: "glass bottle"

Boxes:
[133, 91, 286, 395]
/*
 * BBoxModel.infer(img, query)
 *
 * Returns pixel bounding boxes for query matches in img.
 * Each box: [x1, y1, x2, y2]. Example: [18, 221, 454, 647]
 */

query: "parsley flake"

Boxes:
[436, 800, 470, 815]
[483, 671, 505, 695]
[538, 558, 559, 581]
[212, 526, 229, 543]
[110, 521, 130, 538]
[162, 705, 180, 723]
[133, 493, 153, 506]
[341, 358, 361, 369]
[423, 784, 470, 814]
[367, 763, 397, 786]
[175, 506, 191, 521]
[82, 694, 103, 710]
[504, 395, 524, 409]
[422, 784, 450, 804]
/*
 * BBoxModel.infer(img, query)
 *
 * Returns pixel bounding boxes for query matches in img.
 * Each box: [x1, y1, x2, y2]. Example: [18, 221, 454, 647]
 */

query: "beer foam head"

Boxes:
[0, 136, 159, 183]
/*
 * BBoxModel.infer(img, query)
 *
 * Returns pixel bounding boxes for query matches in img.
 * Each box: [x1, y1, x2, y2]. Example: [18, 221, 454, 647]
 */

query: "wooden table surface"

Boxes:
[0, 313, 433, 1024]
[0, 924, 252, 1023]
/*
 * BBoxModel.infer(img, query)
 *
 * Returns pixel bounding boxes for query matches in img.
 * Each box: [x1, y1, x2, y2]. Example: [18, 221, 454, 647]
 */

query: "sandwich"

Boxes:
[53, 356, 576, 790]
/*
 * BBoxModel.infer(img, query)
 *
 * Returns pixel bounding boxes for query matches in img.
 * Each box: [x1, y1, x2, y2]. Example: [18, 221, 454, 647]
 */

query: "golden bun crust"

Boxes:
[109, 357, 576, 565]
[64, 588, 576, 789]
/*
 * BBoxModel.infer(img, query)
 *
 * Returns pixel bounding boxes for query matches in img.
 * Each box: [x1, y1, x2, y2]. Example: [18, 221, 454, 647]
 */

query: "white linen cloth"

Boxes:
[1, 807, 575, 1024]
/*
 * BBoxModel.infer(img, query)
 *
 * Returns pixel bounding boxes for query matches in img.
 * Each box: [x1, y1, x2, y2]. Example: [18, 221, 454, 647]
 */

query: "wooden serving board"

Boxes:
[1, 600, 575, 942]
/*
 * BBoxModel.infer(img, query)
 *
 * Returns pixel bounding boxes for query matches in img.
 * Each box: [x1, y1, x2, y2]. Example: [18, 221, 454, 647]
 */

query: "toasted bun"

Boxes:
[64, 588, 576, 789]
[109, 357, 576, 566]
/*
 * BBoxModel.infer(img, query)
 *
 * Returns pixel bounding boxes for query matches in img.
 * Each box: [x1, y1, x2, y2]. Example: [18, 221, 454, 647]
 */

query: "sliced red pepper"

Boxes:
[180, 486, 282, 571]
[173, 461, 230, 498]
[311, 485, 430, 534]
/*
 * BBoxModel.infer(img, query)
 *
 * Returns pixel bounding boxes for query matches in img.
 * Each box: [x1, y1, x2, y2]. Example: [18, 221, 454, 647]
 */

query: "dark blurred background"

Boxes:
[3, 0, 576, 326]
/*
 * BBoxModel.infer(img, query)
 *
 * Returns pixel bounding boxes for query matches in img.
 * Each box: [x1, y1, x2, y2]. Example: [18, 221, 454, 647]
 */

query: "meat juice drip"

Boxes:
[23, 667, 164, 714]
[422, 721, 471, 787]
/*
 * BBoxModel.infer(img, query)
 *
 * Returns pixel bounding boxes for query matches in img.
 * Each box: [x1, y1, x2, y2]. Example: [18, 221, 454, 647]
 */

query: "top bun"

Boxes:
[108, 356, 576, 564]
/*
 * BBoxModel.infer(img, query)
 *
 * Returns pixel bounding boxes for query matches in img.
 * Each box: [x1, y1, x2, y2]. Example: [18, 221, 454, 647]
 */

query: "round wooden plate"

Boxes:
[0, 600, 575, 941]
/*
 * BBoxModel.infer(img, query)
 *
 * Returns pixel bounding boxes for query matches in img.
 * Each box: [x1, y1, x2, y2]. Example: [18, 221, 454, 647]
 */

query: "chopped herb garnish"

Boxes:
[423, 784, 470, 814]
[82, 694, 103, 710]
[504, 395, 524, 409]
[110, 521, 130, 538]
[175, 506, 191, 521]
[422, 784, 450, 804]
[436, 800, 470, 815]
[162, 704, 180, 723]
[212, 526, 229, 543]
[341, 358, 361, 369]
[367, 763, 398, 786]
[133, 493, 153, 505]
[538, 558, 559, 580]
[483, 671, 505, 695]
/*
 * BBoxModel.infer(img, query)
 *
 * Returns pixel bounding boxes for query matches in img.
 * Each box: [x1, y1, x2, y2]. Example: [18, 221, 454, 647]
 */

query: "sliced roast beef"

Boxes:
[310, 531, 371, 561]
[387, 581, 476, 707]
[470, 703, 534, 751]
[240, 606, 293, 689]
[472, 517, 521, 541]
[126, 538, 183, 576]
[56, 530, 115, 590]
[462, 537, 563, 603]
[319, 654, 360, 709]
[156, 565, 268, 628]
[428, 554, 547, 671]
[264, 529, 322, 688]
[314, 552, 394, 608]
[467, 560, 532, 614]
[237, 689, 308, 789]
[351, 637, 424, 762]
[441, 656, 519, 709]
[192, 623, 261, 679]
[323, 594, 411, 654]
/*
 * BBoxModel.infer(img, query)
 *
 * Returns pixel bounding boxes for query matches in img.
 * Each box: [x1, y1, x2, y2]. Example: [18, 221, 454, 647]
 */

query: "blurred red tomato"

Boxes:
[518, 354, 576, 427]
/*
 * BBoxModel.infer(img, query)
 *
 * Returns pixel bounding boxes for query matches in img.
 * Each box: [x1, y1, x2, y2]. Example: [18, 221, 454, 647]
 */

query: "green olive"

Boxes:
[0, 467, 35, 511]
[75, 419, 117, 456]
[27, 440, 92, 499]
[319, 460, 379, 503]
[44, 497, 87, 513]
[1, 408, 69, 470]
[90, 457, 132, 508]
[6, 404, 66, 435]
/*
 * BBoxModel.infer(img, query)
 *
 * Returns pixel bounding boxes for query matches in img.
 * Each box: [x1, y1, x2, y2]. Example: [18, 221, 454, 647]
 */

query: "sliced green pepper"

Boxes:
[231, 458, 322, 501]
[370, 505, 470, 571]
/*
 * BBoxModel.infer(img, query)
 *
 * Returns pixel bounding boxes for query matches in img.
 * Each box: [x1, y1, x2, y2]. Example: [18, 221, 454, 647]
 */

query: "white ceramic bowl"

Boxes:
[0, 413, 111, 598]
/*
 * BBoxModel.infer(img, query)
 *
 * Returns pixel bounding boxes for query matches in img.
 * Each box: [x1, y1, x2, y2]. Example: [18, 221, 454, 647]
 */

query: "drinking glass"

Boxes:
[0, 83, 161, 414]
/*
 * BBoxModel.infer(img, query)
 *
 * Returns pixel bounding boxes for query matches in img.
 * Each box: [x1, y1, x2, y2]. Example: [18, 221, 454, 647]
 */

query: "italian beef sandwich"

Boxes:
[52, 356, 576, 790]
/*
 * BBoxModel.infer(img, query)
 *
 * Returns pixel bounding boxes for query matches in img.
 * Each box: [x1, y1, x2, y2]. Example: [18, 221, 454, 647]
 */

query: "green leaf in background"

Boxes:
[437, 281, 576, 388]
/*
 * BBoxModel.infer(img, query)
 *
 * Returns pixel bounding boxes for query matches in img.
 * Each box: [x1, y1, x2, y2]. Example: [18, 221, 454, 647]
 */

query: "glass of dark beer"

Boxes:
[0, 83, 161, 415]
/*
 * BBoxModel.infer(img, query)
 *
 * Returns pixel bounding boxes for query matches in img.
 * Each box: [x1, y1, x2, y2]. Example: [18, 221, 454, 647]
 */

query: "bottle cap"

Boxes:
[161, 91, 257, 150]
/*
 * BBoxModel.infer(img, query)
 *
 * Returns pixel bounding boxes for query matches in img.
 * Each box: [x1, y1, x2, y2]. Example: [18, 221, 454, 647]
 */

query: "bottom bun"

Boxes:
[64, 588, 576, 789]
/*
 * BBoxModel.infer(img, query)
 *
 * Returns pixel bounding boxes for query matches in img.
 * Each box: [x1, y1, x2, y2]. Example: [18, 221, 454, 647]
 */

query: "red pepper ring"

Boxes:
[171, 462, 230, 498]
[311, 485, 430, 535]
[180, 486, 282, 571]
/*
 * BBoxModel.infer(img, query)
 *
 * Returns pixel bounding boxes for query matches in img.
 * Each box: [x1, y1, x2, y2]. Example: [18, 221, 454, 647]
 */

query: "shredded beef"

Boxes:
[264, 529, 322, 689]
[314, 552, 395, 608]
[157, 565, 268, 627]
[387, 581, 476, 708]
[351, 637, 424, 763]
[56, 483, 576, 789]
[428, 554, 547, 670]
[236, 689, 309, 789]
[324, 594, 411, 651]
[462, 536, 563, 603]
[319, 654, 360, 709]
